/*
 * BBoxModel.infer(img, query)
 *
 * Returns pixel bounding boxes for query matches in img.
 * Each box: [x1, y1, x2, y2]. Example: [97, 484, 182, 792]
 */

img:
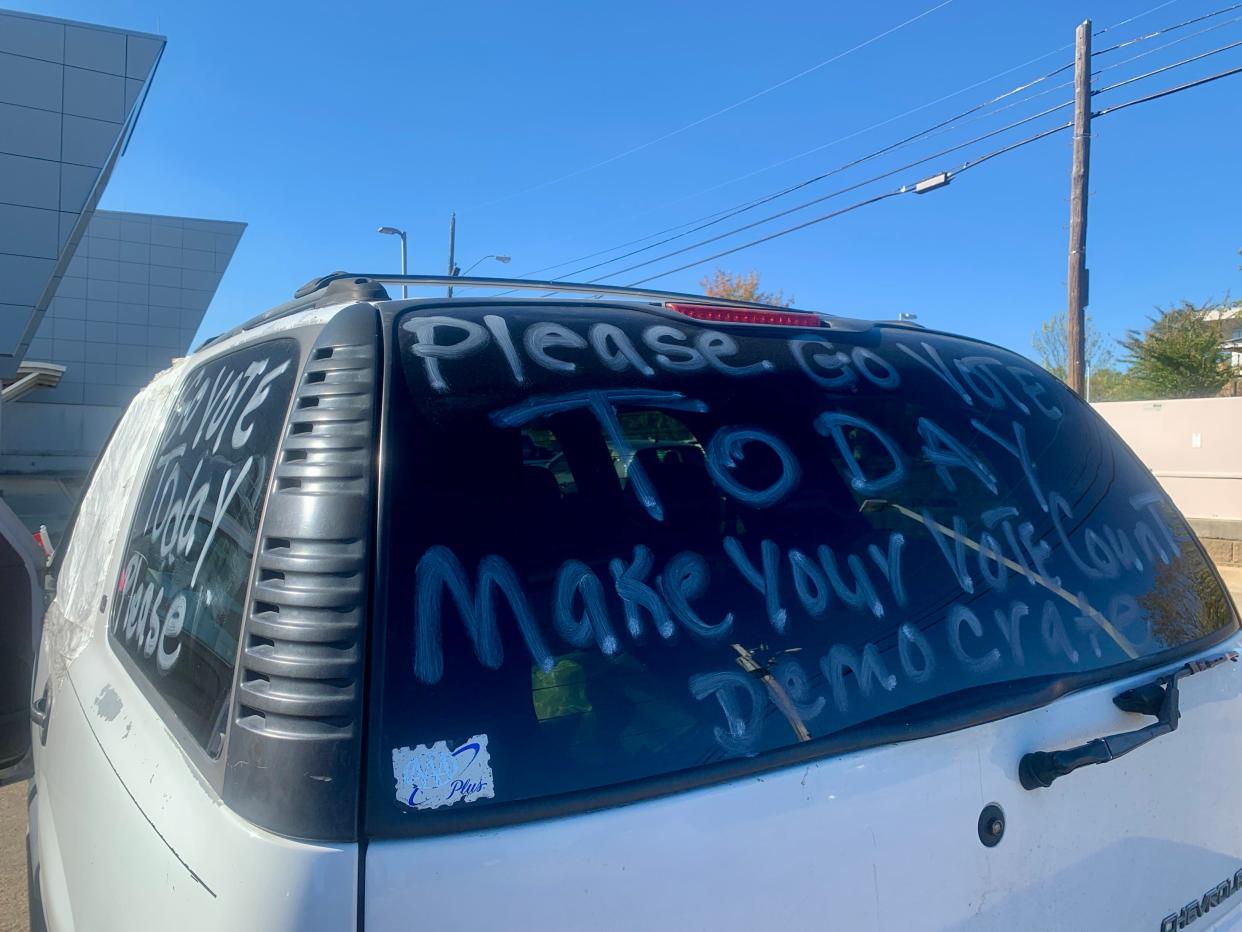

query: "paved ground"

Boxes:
[3, 567, 1241, 929]
[0, 780, 27, 932]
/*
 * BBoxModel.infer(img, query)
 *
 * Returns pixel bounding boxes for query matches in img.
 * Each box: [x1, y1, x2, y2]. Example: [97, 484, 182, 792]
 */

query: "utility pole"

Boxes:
[446, 212, 457, 298]
[1065, 20, 1092, 396]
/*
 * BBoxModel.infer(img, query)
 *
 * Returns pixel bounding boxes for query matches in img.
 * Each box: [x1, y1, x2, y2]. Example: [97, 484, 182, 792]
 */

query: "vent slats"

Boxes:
[234, 328, 374, 738]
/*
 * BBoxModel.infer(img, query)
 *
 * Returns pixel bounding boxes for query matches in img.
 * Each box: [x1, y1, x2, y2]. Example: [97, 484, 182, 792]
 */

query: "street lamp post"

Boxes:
[458, 255, 512, 277]
[446, 213, 456, 298]
[377, 226, 408, 298]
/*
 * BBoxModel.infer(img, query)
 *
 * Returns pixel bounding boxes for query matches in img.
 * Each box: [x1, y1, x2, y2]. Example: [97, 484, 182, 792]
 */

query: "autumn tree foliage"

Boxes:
[699, 268, 792, 307]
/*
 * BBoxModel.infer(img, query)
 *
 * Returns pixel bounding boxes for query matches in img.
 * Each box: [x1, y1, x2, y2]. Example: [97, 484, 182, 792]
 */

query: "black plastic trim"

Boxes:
[200, 277, 390, 351]
[222, 302, 379, 841]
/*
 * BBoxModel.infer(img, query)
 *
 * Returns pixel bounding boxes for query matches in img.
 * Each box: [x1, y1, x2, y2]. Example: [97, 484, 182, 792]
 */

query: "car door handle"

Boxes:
[30, 684, 51, 746]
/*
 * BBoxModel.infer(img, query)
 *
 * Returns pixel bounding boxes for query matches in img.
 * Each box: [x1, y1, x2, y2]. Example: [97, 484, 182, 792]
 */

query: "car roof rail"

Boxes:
[199, 270, 822, 353]
[294, 271, 812, 312]
[198, 274, 391, 350]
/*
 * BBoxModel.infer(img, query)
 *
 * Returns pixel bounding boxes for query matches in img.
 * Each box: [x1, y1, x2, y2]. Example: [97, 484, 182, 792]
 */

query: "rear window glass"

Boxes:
[372, 305, 1235, 823]
[110, 340, 297, 755]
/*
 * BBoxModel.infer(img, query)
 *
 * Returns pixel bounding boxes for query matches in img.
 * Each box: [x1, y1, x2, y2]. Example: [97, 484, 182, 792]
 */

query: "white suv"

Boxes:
[6, 272, 1242, 931]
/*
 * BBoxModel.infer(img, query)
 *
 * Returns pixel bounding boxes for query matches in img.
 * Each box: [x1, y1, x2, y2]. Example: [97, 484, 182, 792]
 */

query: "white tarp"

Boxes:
[40, 366, 181, 684]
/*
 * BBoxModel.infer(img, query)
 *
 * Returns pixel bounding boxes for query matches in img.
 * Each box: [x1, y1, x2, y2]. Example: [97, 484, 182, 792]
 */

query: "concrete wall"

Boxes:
[1094, 397, 1242, 519]
[1094, 397, 1242, 564]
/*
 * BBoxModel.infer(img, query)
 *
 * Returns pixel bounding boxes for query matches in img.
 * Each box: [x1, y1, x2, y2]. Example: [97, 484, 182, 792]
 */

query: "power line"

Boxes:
[624, 191, 913, 287]
[507, 55, 1080, 284]
[523, 78, 1077, 289]
[1091, 0, 1181, 36]
[674, 1, 1242, 229]
[495, 2, 1231, 285]
[1093, 34, 1242, 95]
[702, 0, 1242, 209]
[1093, 0, 1242, 55]
[626, 63, 1242, 287]
[630, 0, 1199, 227]
[585, 100, 1075, 284]
[1092, 59, 1242, 114]
[1094, 10, 1242, 74]
[482, 1, 1242, 294]
[951, 120, 1074, 174]
[576, 55, 1075, 229]
[466, 0, 956, 210]
[623, 124, 1073, 286]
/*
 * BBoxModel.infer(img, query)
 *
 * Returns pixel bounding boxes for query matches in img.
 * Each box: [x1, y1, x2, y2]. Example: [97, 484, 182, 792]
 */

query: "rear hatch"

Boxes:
[364, 301, 1241, 930]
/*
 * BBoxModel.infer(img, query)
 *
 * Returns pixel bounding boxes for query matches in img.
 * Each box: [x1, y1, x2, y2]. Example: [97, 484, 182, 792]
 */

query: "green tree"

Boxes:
[1031, 310, 1114, 380]
[1089, 366, 1143, 401]
[1121, 300, 1239, 399]
[699, 268, 792, 307]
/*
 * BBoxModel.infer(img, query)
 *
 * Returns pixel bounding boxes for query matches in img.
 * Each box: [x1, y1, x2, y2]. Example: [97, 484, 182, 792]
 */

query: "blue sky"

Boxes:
[19, 0, 1242, 360]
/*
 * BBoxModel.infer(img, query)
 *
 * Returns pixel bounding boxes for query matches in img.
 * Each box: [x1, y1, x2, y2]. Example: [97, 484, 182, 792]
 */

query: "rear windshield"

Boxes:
[370, 303, 1235, 826]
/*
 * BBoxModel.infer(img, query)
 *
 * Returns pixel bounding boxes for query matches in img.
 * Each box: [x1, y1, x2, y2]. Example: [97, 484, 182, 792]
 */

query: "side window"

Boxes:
[109, 340, 298, 756]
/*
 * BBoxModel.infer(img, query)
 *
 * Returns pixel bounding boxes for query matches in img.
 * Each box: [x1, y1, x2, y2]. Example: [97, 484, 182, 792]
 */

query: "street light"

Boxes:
[377, 226, 408, 298]
[457, 254, 512, 278]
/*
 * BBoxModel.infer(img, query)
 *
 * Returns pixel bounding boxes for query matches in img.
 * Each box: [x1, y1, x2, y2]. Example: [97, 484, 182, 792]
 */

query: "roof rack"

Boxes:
[199, 271, 818, 350]
[294, 271, 806, 311]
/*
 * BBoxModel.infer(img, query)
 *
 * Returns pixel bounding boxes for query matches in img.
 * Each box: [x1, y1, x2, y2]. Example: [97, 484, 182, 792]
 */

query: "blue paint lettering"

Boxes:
[823, 643, 897, 713]
[413, 546, 554, 684]
[818, 543, 884, 618]
[724, 536, 787, 633]
[948, 604, 1002, 673]
[706, 426, 800, 508]
[553, 559, 619, 655]
[690, 670, 767, 755]
[661, 551, 734, 640]
[918, 416, 998, 495]
[897, 341, 974, 406]
[609, 545, 676, 641]
[491, 388, 709, 522]
[814, 411, 907, 494]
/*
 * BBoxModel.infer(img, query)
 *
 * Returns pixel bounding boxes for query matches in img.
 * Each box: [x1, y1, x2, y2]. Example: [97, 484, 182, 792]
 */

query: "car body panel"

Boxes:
[30, 309, 359, 930]
[365, 632, 1242, 932]
[47, 634, 357, 931]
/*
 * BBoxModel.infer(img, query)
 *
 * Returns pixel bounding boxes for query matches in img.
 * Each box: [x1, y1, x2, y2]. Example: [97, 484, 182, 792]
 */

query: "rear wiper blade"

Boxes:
[1019, 650, 1238, 790]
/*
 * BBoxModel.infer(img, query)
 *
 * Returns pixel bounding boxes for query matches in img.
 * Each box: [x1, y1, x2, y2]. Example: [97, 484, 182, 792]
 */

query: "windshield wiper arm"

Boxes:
[1019, 650, 1237, 790]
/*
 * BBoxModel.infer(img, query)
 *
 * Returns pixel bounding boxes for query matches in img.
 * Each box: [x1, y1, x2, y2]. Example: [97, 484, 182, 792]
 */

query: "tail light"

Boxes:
[666, 303, 822, 328]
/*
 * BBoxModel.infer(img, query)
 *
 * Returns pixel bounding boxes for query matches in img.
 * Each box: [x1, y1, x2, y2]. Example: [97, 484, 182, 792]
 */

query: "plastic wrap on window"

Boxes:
[43, 364, 183, 683]
[41, 304, 347, 684]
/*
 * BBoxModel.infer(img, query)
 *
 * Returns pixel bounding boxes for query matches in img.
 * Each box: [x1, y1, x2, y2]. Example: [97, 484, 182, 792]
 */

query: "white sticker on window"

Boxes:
[392, 734, 495, 810]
